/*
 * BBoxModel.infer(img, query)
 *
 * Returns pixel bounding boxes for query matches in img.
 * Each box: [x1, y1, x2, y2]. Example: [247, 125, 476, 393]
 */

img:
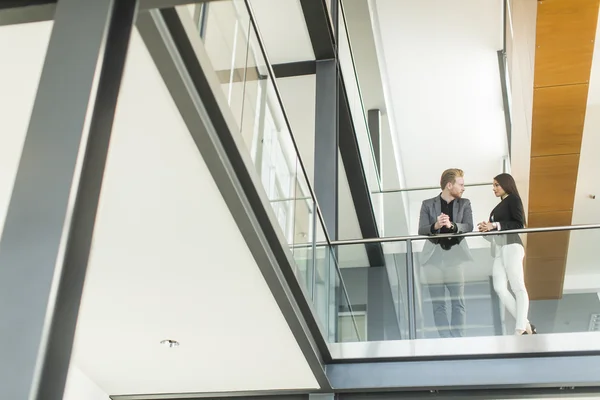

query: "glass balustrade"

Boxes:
[332, 226, 600, 344]
[179, 1, 359, 342]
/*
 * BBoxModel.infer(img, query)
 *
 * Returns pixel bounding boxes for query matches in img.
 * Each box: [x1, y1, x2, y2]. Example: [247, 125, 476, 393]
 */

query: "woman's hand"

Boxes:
[478, 221, 494, 232]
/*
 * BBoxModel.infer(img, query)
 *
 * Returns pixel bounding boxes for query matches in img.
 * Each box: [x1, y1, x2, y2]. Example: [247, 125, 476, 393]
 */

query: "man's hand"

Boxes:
[434, 213, 452, 230]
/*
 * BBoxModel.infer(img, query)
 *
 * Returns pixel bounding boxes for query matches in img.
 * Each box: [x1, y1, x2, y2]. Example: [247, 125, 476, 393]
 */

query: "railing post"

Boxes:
[406, 239, 417, 339]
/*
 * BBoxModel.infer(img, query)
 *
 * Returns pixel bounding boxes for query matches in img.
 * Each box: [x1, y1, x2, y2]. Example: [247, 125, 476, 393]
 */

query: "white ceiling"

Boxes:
[248, 0, 314, 64]
[0, 21, 319, 396]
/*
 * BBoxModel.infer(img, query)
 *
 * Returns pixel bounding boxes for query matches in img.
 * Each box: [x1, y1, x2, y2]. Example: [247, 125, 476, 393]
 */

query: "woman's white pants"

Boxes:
[492, 243, 529, 332]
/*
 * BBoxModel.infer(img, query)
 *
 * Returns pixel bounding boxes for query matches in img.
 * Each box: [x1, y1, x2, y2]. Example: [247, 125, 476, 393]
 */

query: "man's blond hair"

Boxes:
[440, 168, 464, 190]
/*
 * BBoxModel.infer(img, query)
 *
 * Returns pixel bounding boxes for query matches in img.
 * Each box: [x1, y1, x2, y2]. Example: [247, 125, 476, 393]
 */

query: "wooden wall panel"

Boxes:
[531, 85, 588, 156]
[534, 0, 598, 87]
[528, 211, 573, 227]
[526, 231, 571, 258]
[525, 0, 599, 299]
[524, 256, 568, 299]
[528, 154, 579, 213]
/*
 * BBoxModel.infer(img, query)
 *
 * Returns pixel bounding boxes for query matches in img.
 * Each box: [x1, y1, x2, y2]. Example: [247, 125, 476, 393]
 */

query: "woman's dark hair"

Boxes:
[494, 173, 520, 197]
[494, 173, 526, 225]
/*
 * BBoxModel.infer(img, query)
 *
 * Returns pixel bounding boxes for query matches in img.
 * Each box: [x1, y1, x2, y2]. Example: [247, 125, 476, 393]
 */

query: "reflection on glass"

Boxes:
[335, 242, 408, 342]
[313, 244, 332, 338]
[332, 249, 361, 342]
[413, 228, 600, 339]
[413, 234, 511, 338]
[311, 243, 362, 342]
[197, 0, 250, 130]
[292, 159, 316, 296]
[329, 227, 600, 343]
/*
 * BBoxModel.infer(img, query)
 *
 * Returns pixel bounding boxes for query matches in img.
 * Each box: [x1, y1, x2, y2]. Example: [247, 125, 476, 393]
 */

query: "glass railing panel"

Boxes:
[240, 27, 300, 239]
[311, 240, 362, 342]
[331, 226, 600, 344]
[291, 159, 317, 298]
[337, 0, 381, 193]
[198, 0, 251, 134]
[412, 235, 500, 339]
[383, 241, 411, 339]
[312, 243, 331, 338]
[332, 248, 362, 342]
[335, 242, 409, 342]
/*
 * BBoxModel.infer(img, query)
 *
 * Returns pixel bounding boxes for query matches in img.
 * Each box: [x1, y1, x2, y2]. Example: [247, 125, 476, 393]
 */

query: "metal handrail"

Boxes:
[329, 223, 600, 246]
[373, 182, 491, 194]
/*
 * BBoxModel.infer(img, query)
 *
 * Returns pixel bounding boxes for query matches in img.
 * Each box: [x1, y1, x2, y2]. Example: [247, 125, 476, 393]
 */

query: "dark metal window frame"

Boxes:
[296, 0, 384, 267]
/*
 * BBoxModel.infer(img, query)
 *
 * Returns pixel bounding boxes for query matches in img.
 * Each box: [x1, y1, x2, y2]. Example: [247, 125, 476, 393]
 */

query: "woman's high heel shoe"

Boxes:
[530, 323, 537, 334]
[525, 323, 537, 335]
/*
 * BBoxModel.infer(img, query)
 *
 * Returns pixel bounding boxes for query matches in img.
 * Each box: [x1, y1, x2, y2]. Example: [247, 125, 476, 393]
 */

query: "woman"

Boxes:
[478, 173, 536, 335]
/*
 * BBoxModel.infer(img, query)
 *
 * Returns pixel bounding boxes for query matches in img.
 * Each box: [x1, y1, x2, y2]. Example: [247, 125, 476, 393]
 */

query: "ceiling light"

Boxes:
[160, 339, 180, 348]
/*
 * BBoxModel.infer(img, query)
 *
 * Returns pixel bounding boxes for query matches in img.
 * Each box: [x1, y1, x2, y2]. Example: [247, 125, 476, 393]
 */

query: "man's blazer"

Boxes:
[417, 195, 474, 265]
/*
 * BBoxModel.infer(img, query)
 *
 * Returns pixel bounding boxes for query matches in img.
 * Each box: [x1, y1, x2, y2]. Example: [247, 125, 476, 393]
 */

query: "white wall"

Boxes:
[63, 366, 109, 400]
[372, 0, 506, 186]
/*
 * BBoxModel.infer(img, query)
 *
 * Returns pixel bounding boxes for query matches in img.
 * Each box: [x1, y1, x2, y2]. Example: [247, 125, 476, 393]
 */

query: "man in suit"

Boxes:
[418, 168, 474, 338]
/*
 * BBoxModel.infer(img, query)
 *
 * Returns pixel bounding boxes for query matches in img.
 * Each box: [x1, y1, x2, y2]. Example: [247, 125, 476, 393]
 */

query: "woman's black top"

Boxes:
[490, 194, 525, 246]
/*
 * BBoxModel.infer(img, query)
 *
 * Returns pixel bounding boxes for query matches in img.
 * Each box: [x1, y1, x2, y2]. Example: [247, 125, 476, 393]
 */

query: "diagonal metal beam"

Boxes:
[338, 74, 384, 266]
[298, 0, 335, 60]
